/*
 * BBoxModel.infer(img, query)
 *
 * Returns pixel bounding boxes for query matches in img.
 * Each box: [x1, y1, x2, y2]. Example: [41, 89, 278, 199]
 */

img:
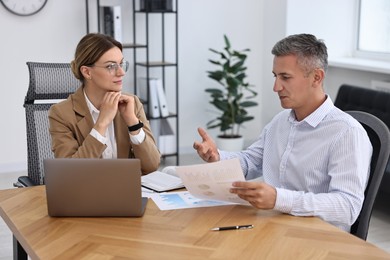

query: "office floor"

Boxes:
[0, 153, 389, 259]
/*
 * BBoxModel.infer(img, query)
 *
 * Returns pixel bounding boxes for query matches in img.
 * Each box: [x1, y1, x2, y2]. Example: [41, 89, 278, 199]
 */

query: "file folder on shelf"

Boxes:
[150, 118, 176, 155]
[138, 78, 160, 118]
[99, 5, 122, 42]
[155, 79, 170, 117]
[159, 118, 176, 155]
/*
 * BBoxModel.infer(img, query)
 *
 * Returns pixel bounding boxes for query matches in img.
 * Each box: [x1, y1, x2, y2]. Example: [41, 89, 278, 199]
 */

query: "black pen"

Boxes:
[210, 224, 254, 231]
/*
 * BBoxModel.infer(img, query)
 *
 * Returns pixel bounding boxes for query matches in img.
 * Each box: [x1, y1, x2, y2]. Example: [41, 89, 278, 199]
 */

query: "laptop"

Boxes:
[44, 158, 148, 217]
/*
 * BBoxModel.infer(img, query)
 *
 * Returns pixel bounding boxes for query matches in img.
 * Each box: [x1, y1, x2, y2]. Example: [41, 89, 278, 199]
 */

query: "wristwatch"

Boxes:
[128, 120, 144, 132]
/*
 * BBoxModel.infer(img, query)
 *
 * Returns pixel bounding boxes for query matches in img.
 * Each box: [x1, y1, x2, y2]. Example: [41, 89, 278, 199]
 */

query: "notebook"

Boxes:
[44, 158, 148, 217]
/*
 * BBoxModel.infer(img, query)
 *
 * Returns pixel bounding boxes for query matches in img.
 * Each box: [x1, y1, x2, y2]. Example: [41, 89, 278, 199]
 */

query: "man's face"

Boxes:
[272, 54, 316, 111]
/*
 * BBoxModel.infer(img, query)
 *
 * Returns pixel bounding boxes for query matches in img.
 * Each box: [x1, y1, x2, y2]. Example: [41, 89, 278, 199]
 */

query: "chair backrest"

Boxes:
[334, 85, 390, 125]
[24, 62, 80, 185]
[346, 110, 390, 240]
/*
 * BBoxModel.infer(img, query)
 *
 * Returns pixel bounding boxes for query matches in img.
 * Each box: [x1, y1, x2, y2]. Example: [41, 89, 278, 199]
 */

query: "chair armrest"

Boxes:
[14, 176, 37, 187]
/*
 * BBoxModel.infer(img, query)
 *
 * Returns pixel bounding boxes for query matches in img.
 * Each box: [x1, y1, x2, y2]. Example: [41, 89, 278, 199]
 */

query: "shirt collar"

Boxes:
[289, 95, 334, 127]
[83, 90, 100, 115]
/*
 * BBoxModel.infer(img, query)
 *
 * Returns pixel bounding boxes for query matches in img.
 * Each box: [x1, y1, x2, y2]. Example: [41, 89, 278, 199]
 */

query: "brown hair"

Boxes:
[71, 33, 122, 83]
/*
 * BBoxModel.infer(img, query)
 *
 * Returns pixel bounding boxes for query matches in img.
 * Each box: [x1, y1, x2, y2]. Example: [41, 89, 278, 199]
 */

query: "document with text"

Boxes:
[176, 158, 250, 205]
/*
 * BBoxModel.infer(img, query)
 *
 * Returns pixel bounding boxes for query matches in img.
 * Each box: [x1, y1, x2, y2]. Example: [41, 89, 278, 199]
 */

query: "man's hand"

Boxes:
[230, 181, 277, 209]
[193, 127, 220, 162]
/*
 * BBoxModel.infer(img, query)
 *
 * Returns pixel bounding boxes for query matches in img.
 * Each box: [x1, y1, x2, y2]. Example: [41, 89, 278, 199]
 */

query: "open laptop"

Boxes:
[44, 158, 148, 217]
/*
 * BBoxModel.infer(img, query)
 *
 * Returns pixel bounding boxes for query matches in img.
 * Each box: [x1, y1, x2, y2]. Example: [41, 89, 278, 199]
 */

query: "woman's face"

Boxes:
[87, 46, 126, 93]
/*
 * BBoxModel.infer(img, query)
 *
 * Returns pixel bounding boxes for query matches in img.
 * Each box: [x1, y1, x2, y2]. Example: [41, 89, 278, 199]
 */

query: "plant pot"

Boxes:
[216, 135, 244, 152]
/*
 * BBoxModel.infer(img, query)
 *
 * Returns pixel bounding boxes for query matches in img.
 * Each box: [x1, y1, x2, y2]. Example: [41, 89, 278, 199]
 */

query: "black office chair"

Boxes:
[346, 111, 390, 240]
[334, 84, 390, 198]
[12, 62, 79, 260]
[14, 62, 79, 187]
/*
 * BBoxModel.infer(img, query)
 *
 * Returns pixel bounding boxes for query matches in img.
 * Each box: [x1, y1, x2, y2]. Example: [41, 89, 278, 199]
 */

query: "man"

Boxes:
[193, 34, 372, 231]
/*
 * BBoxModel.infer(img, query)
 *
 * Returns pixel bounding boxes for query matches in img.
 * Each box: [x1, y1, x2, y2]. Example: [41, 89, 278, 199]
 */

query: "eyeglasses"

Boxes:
[90, 60, 129, 75]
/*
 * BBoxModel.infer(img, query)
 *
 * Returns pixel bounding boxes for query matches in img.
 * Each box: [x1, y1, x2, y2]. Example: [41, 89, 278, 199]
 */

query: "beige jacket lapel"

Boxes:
[71, 88, 95, 142]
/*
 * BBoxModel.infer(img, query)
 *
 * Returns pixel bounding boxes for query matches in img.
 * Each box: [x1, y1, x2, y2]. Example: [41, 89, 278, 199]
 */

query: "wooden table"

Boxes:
[0, 186, 389, 259]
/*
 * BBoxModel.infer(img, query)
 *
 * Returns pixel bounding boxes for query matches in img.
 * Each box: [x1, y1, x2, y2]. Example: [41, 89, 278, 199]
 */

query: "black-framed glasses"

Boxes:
[90, 60, 129, 75]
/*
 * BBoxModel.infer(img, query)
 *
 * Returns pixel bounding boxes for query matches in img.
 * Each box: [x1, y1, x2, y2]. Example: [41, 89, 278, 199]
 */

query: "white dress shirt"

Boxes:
[84, 92, 145, 158]
[220, 96, 372, 231]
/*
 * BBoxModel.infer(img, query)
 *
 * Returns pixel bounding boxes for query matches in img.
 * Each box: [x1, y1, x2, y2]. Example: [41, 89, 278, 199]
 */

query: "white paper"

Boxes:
[150, 191, 235, 210]
[176, 158, 250, 205]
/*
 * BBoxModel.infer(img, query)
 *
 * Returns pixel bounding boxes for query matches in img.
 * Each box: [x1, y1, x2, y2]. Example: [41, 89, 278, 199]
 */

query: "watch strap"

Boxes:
[128, 120, 144, 132]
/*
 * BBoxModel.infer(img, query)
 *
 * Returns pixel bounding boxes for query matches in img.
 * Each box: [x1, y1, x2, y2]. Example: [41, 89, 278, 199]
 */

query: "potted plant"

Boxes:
[205, 35, 258, 151]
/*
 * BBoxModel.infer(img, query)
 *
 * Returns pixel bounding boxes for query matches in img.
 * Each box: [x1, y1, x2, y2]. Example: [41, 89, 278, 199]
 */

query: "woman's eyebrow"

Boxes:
[102, 58, 125, 64]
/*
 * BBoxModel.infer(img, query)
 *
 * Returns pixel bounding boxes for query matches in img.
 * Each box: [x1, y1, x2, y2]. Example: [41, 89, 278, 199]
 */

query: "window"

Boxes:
[357, 0, 390, 60]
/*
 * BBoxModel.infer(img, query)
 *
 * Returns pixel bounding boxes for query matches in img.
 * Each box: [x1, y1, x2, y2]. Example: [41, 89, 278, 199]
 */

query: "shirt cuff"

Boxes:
[273, 188, 294, 213]
[90, 128, 107, 145]
[130, 128, 146, 144]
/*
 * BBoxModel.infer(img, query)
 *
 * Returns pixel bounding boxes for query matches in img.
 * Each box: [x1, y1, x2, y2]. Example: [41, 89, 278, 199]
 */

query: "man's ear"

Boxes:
[80, 66, 92, 80]
[313, 68, 325, 87]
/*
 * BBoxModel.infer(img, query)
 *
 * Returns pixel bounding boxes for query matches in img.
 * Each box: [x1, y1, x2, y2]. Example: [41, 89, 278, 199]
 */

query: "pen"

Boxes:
[210, 224, 254, 231]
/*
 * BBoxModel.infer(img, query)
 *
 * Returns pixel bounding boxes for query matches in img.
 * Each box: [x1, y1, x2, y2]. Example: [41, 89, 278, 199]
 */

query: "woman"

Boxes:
[49, 33, 160, 174]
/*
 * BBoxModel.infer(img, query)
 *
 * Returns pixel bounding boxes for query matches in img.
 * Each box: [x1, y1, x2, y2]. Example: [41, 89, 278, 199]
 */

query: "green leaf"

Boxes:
[208, 59, 221, 65]
[233, 51, 248, 59]
[240, 101, 258, 107]
[205, 88, 223, 94]
[207, 122, 221, 129]
[224, 34, 231, 49]
[230, 61, 245, 74]
[209, 48, 221, 55]
[208, 71, 224, 81]
[212, 99, 229, 111]
[235, 72, 246, 81]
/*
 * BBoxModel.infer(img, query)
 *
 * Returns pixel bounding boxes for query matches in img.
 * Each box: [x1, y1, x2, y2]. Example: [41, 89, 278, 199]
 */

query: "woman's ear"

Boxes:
[80, 66, 92, 80]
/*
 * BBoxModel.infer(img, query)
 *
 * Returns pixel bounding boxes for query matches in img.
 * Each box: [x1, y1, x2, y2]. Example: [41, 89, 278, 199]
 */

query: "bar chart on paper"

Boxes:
[151, 191, 235, 210]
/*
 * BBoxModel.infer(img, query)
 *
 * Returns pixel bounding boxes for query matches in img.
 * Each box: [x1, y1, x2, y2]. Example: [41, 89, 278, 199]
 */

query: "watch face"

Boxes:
[1, 0, 47, 16]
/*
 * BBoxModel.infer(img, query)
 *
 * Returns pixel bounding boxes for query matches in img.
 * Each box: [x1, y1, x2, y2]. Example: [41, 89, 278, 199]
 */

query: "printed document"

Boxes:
[150, 191, 235, 210]
[176, 158, 250, 205]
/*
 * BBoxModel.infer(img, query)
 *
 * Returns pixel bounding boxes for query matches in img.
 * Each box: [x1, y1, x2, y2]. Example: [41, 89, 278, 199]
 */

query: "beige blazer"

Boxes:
[48, 87, 160, 174]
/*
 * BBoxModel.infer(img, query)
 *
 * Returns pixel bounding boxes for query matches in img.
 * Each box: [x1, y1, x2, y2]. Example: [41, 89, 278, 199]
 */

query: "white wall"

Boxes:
[285, 0, 390, 103]
[0, 0, 264, 172]
[260, 0, 288, 128]
[286, 0, 357, 58]
[178, 0, 263, 152]
[0, 1, 86, 172]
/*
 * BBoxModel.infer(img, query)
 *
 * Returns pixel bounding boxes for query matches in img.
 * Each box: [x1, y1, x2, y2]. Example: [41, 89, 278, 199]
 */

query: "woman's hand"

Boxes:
[94, 91, 121, 136]
[118, 94, 139, 126]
